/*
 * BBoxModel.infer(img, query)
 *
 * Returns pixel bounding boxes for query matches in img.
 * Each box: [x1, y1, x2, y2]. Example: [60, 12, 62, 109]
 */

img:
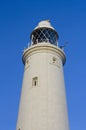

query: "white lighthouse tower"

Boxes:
[16, 20, 69, 130]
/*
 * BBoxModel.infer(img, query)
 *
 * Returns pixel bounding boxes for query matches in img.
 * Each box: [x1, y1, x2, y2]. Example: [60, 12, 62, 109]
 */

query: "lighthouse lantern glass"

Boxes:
[31, 28, 58, 46]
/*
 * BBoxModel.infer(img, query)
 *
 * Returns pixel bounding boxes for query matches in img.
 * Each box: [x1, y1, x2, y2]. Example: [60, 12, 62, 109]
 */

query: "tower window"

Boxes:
[52, 57, 57, 63]
[32, 77, 38, 87]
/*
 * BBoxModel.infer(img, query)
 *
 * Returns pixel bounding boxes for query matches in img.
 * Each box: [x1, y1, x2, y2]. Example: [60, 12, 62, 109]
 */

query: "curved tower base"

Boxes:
[16, 43, 69, 130]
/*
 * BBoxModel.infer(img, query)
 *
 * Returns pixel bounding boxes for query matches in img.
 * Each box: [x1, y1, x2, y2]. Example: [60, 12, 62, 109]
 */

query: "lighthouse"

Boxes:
[16, 20, 69, 130]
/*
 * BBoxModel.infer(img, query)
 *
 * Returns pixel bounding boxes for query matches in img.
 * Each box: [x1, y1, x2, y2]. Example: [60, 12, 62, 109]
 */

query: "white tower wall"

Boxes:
[16, 43, 69, 130]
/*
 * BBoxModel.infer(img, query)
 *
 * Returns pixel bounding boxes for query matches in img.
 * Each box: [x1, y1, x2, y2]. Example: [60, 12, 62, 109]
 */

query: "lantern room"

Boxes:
[30, 20, 59, 46]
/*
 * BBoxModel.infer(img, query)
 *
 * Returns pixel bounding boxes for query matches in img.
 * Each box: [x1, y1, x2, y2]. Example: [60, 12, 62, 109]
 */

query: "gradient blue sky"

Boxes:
[0, 0, 86, 130]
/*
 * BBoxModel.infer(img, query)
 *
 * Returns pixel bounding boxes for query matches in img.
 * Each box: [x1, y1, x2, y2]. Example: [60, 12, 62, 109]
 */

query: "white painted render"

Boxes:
[16, 43, 69, 130]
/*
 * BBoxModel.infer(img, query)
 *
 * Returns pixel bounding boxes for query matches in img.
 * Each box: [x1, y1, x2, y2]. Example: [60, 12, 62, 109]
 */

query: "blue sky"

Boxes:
[0, 0, 86, 130]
